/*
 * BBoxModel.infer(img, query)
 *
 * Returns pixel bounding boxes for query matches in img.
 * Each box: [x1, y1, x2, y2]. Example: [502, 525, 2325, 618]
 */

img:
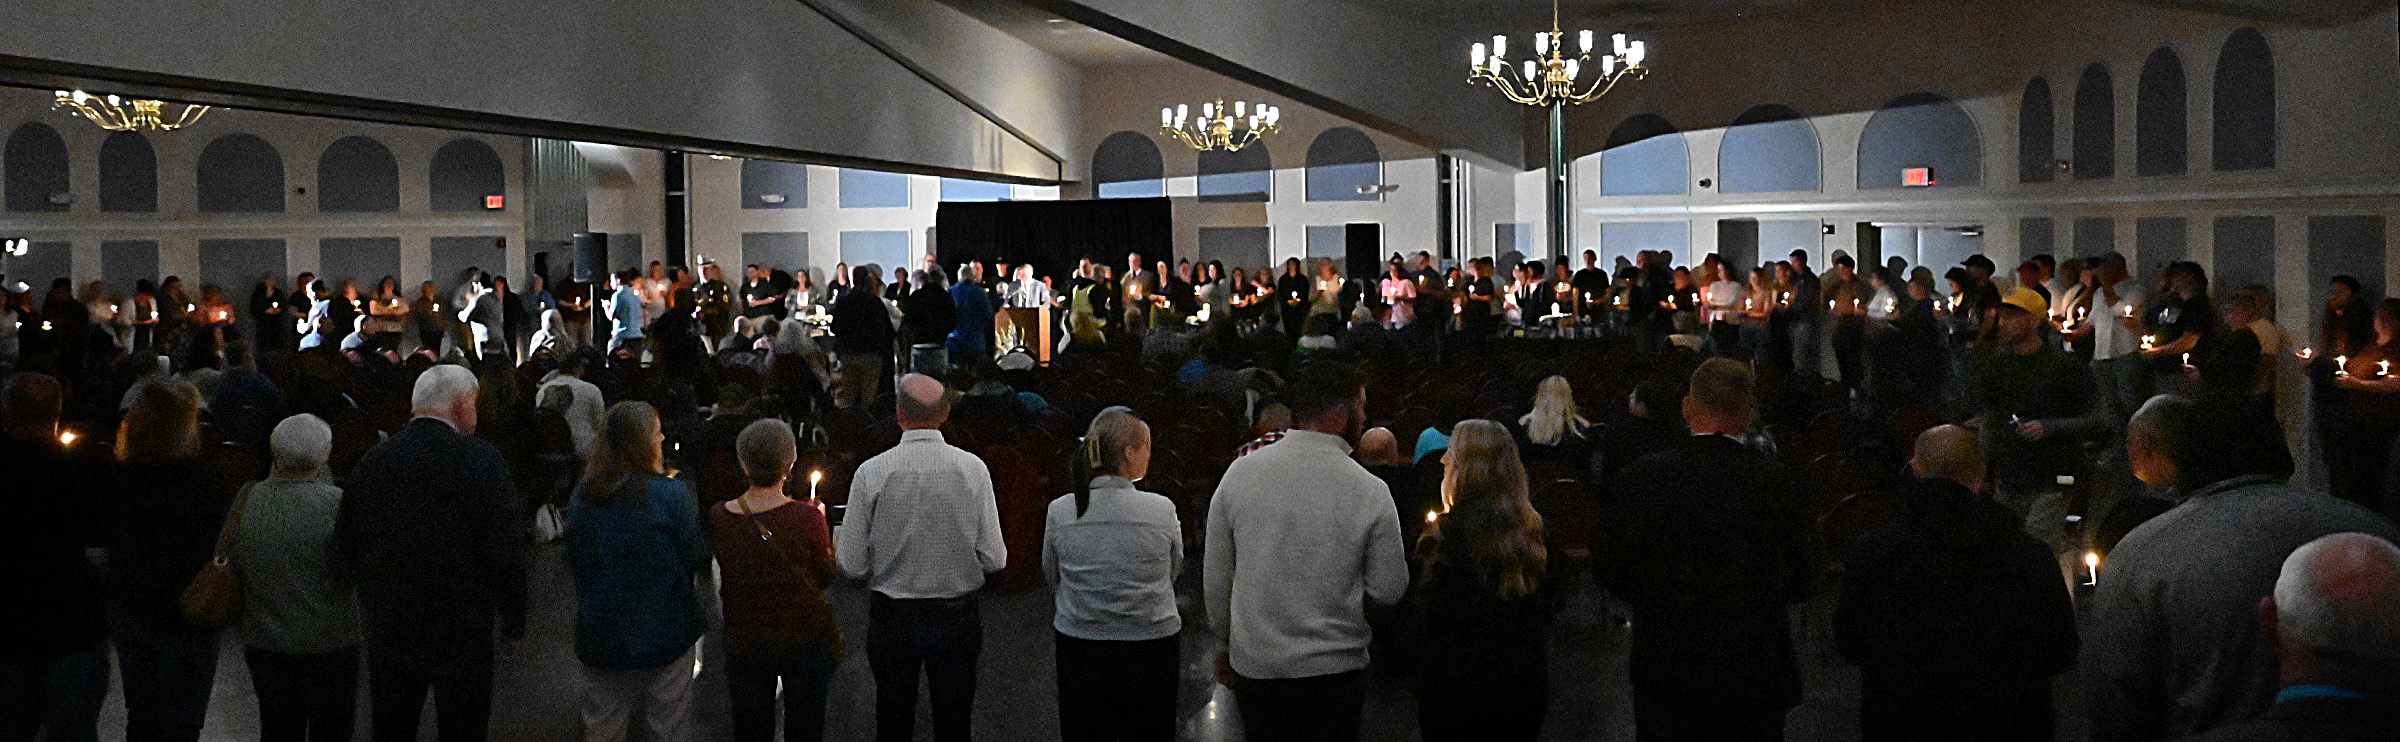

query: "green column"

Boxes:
[1548, 100, 1570, 264]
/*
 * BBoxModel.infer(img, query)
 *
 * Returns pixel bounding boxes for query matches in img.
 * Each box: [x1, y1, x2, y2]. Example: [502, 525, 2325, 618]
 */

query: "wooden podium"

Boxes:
[997, 306, 1051, 364]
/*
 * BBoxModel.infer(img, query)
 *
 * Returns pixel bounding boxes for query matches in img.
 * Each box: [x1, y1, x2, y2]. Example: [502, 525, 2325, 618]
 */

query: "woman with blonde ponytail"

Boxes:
[1041, 407, 1183, 741]
[1414, 419, 1551, 741]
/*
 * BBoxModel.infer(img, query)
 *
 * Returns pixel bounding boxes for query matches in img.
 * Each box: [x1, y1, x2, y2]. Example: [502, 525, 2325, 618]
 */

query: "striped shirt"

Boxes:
[834, 429, 1006, 600]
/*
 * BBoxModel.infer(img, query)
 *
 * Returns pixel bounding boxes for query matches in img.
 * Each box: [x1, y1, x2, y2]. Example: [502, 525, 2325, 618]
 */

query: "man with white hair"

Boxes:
[335, 365, 526, 742]
[2084, 396, 2400, 742]
[835, 373, 1004, 742]
[232, 414, 362, 742]
[2183, 533, 2400, 740]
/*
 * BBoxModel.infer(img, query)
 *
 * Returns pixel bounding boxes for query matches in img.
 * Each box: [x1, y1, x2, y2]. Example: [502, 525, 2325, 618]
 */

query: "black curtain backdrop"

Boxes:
[934, 197, 1171, 282]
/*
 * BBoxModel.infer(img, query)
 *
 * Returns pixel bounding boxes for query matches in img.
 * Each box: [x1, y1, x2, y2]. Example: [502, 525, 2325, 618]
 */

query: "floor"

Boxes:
[94, 542, 2093, 741]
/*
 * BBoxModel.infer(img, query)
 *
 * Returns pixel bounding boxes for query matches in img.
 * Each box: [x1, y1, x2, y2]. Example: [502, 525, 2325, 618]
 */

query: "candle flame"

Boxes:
[58, 430, 76, 446]
[810, 470, 823, 485]
[1425, 509, 1440, 524]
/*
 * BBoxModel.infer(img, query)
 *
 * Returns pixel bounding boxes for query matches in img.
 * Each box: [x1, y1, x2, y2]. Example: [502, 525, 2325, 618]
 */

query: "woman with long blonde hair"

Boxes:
[1414, 419, 1550, 741]
[108, 380, 238, 742]
[1518, 375, 1592, 449]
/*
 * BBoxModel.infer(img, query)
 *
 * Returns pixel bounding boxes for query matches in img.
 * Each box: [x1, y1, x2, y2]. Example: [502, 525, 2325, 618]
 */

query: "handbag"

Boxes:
[736, 497, 844, 666]
[180, 482, 254, 630]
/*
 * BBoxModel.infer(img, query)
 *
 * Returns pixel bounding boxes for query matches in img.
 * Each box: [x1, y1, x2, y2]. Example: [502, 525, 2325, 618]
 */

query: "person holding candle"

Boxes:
[2085, 392, 2399, 742]
[1834, 425, 2078, 742]
[1043, 407, 1182, 742]
[1273, 258, 1308, 343]
[1782, 250, 1825, 378]
[1410, 419, 1551, 742]
[1739, 267, 1777, 365]
[1379, 261, 1417, 330]
[1826, 254, 1868, 393]
[0, 373, 111, 742]
[711, 418, 839, 742]
[2324, 298, 2400, 511]
[1968, 298, 2103, 501]
[2140, 262, 2220, 399]
[1597, 358, 1810, 741]
[1572, 250, 1612, 322]
[1702, 261, 1744, 356]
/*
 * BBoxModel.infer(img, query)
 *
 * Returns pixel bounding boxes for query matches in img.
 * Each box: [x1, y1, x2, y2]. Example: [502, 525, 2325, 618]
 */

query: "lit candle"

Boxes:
[2084, 551, 2100, 586]
[40, 321, 53, 331]
[1884, 298, 1897, 313]
[110, 304, 119, 312]
[2298, 347, 2314, 360]
[2122, 304, 2136, 319]
[810, 469, 823, 502]
[1425, 509, 1439, 524]
[2381, 360, 2392, 378]
[186, 304, 196, 312]
[58, 430, 76, 446]
[2335, 356, 2350, 377]
[2140, 335, 2156, 350]
[2181, 352, 2191, 367]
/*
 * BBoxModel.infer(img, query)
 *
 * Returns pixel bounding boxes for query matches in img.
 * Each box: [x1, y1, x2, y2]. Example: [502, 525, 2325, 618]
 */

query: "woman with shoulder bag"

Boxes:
[231, 414, 362, 742]
[707, 418, 840, 742]
[1412, 419, 1553, 742]
[108, 380, 236, 742]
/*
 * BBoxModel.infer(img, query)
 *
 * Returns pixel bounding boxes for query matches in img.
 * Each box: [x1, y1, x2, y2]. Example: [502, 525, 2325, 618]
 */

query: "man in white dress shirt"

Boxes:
[1204, 360, 1409, 742]
[835, 373, 1005, 742]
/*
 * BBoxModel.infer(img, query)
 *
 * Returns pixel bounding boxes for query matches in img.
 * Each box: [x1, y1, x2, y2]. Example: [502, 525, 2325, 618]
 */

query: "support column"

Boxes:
[1548, 100, 1570, 264]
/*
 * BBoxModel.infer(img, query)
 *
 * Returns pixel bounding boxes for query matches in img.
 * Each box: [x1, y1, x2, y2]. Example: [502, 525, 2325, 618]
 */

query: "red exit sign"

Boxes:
[1902, 168, 1935, 187]
[484, 195, 505, 209]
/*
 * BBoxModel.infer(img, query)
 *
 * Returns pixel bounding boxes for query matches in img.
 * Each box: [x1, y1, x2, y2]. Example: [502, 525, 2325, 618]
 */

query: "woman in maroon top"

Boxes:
[708, 418, 839, 742]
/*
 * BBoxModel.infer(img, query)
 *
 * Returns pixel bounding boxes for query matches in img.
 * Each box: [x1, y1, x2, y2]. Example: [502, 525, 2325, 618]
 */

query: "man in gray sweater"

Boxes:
[1204, 360, 1409, 742]
[2084, 395, 2400, 741]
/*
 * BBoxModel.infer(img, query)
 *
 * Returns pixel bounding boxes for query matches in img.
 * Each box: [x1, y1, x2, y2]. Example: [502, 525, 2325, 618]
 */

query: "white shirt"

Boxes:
[835, 429, 1007, 599]
[1043, 477, 1183, 641]
[536, 374, 607, 462]
[1203, 429, 1408, 679]
[2095, 280, 2147, 360]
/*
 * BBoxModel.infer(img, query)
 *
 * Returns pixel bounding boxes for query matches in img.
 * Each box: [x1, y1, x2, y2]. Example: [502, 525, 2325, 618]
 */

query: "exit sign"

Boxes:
[484, 195, 505, 209]
[1902, 168, 1935, 187]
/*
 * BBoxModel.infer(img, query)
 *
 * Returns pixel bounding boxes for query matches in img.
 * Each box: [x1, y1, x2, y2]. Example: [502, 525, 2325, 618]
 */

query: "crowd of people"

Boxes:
[3, 240, 2399, 742]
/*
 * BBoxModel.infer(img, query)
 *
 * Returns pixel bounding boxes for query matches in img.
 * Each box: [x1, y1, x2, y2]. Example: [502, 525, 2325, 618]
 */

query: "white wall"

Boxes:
[0, 87, 524, 291]
[684, 158, 1058, 284]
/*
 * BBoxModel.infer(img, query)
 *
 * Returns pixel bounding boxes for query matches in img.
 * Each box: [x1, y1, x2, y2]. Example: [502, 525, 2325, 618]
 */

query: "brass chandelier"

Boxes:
[53, 90, 211, 132]
[1468, 11, 1647, 105]
[1159, 98, 1280, 152]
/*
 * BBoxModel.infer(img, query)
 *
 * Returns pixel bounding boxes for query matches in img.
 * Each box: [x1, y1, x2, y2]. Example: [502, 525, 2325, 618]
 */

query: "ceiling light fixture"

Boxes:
[1160, 98, 1280, 153]
[53, 90, 210, 132]
[1469, 0, 1650, 261]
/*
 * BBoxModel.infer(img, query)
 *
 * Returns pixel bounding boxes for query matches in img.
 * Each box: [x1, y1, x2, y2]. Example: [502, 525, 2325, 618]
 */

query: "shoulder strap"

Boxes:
[209, 482, 257, 563]
[736, 499, 819, 588]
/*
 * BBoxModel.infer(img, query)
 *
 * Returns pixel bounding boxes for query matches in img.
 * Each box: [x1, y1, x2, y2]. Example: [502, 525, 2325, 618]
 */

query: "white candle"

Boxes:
[2335, 356, 2350, 377]
[2084, 551, 2100, 586]
[809, 470, 823, 502]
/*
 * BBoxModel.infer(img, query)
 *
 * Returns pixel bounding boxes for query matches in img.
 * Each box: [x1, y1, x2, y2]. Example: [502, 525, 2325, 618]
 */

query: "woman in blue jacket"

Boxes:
[567, 401, 706, 742]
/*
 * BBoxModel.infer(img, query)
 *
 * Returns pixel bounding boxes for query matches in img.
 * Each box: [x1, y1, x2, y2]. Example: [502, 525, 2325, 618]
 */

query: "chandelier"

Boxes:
[53, 90, 210, 132]
[1468, 15, 1647, 105]
[1159, 98, 1280, 152]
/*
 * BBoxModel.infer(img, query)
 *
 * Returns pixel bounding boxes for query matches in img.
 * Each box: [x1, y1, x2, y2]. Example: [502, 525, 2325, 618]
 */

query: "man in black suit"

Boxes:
[1599, 358, 1810, 741]
[335, 365, 527, 742]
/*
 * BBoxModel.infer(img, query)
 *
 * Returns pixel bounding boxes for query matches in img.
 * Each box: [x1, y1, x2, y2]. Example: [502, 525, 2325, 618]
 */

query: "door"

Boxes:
[1345, 223, 1383, 281]
[1717, 219, 1759, 274]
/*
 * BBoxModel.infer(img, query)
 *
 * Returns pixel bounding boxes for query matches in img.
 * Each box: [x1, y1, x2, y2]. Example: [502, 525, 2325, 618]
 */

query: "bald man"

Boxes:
[2184, 533, 2400, 741]
[1834, 425, 2077, 741]
[836, 374, 1004, 742]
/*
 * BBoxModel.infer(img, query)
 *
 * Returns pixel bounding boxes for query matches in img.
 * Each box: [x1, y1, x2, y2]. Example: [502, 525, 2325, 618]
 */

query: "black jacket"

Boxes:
[1598, 434, 1811, 710]
[336, 417, 528, 663]
[1, 436, 107, 660]
[1835, 478, 2079, 741]
[830, 289, 893, 356]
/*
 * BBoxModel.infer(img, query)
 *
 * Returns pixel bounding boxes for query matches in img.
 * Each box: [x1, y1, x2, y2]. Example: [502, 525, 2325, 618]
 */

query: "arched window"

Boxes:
[1091, 131, 1164, 199]
[2020, 78, 2056, 183]
[2214, 28, 2275, 171]
[1198, 142, 1271, 202]
[196, 133, 285, 213]
[2136, 47, 2188, 176]
[1305, 127, 1382, 202]
[429, 138, 506, 212]
[4, 123, 71, 212]
[1600, 114, 1689, 196]
[1856, 93, 1982, 189]
[99, 131, 157, 212]
[1718, 105, 1819, 194]
[317, 136, 400, 212]
[741, 159, 809, 209]
[2073, 64, 2115, 180]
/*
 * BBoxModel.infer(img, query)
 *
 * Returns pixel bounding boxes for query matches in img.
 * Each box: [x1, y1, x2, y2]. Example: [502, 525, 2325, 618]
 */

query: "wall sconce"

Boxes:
[760, 194, 787, 204]
[46, 192, 71, 205]
[1356, 184, 1401, 195]
[2054, 160, 2074, 174]
[1697, 178, 1713, 189]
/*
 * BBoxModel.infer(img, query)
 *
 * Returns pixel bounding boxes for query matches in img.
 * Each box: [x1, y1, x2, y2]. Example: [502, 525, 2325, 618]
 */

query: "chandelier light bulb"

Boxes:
[1522, 60, 1537, 80]
[1628, 40, 1646, 66]
[1234, 101, 1246, 117]
[1492, 35, 1507, 58]
[1161, 107, 1173, 127]
[1535, 32, 1549, 55]
[1614, 33, 1629, 56]
[1472, 42, 1486, 66]
[1580, 30, 1594, 54]
[1565, 59, 1580, 80]
[1601, 56, 1616, 75]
